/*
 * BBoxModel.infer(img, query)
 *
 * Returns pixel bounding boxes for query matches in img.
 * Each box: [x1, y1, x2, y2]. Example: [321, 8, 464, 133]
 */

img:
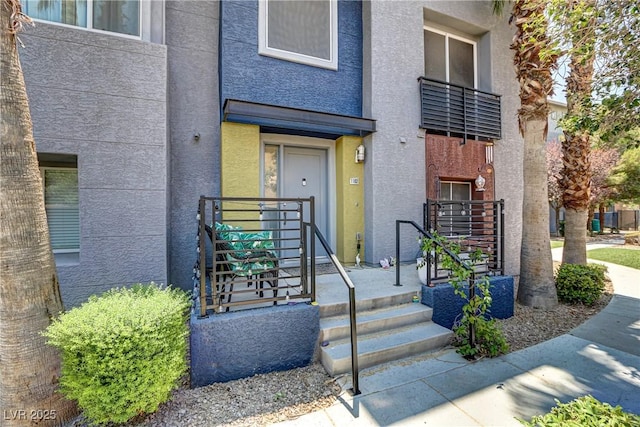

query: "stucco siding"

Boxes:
[363, 1, 522, 278]
[336, 136, 364, 264]
[166, 0, 220, 290]
[20, 23, 168, 307]
[220, 122, 261, 198]
[220, 0, 363, 116]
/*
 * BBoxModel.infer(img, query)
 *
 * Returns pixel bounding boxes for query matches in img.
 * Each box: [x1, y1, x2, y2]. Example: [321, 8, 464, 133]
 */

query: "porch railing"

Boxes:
[304, 222, 360, 395]
[394, 220, 477, 349]
[194, 196, 316, 316]
[424, 199, 505, 284]
[419, 77, 502, 141]
[193, 195, 360, 394]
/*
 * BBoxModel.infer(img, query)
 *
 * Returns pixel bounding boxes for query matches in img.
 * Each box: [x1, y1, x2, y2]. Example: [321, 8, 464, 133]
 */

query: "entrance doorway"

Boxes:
[262, 137, 332, 261]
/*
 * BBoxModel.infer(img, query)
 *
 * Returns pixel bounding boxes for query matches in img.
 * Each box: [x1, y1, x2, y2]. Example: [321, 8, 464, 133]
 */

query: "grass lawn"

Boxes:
[550, 240, 564, 249]
[587, 247, 640, 270]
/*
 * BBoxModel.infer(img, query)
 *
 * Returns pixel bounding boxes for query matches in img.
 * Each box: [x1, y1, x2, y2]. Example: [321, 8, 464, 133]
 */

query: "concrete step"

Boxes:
[320, 321, 453, 376]
[319, 302, 433, 343]
[319, 290, 418, 318]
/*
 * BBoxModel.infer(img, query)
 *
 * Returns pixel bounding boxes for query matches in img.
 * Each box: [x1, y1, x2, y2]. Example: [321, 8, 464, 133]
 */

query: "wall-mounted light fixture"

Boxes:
[475, 164, 493, 192]
[355, 144, 365, 163]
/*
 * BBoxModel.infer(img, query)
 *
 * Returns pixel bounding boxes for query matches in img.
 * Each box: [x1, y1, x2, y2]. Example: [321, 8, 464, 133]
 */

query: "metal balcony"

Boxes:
[419, 77, 502, 141]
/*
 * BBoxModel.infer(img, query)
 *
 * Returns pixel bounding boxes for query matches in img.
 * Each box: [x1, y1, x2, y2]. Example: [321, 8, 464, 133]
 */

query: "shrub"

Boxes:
[421, 234, 508, 358]
[520, 395, 640, 426]
[555, 263, 607, 305]
[44, 283, 191, 425]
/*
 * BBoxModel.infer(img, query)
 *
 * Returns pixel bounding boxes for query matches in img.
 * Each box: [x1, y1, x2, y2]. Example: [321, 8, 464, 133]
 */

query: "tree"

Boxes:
[608, 147, 640, 205]
[549, 0, 639, 263]
[0, 1, 77, 425]
[554, 0, 597, 265]
[495, 0, 559, 308]
[591, 1, 640, 144]
[546, 139, 563, 235]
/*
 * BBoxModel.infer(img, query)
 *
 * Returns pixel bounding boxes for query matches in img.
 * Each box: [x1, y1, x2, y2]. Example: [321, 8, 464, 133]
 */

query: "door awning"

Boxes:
[223, 99, 376, 139]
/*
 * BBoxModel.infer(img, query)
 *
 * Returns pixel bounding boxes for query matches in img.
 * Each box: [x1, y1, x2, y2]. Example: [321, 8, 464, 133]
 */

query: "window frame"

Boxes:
[258, 0, 339, 70]
[438, 181, 472, 237]
[23, 0, 145, 39]
[424, 26, 477, 88]
[40, 166, 80, 255]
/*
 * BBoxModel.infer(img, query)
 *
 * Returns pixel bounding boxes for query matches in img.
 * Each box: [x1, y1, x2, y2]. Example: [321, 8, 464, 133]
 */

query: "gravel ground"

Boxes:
[116, 276, 614, 427]
[67, 246, 620, 427]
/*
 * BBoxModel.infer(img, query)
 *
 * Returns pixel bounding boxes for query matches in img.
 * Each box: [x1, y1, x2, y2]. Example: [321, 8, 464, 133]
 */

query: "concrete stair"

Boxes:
[319, 294, 453, 376]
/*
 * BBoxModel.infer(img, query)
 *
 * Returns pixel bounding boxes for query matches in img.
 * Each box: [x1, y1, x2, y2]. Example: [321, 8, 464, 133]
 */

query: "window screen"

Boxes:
[260, 0, 337, 69]
[44, 168, 79, 251]
[268, 1, 331, 60]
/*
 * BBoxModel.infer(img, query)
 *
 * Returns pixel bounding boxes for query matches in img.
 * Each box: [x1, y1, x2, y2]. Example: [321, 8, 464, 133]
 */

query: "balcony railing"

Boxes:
[423, 199, 505, 283]
[419, 77, 502, 141]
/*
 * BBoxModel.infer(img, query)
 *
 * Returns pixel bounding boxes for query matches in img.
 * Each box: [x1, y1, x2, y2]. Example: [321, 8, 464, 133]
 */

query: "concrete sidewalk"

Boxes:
[275, 243, 640, 426]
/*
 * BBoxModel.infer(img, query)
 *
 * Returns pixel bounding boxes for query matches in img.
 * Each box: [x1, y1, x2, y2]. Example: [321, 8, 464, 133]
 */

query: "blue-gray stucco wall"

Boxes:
[190, 303, 320, 388]
[421, 276, 514, 330]
[21, 23, 168, 308]
[220, 0, 362, 116]
[166, 0, 221, 291]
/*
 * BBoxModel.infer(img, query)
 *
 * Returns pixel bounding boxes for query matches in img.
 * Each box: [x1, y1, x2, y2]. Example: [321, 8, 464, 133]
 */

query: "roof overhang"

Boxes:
[223, 99, 376, 139]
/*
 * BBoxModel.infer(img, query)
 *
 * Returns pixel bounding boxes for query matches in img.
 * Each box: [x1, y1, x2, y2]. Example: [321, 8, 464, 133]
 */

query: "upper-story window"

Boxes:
[424, 27, 476, 88]
[23, 0, 140, 37]
[258, 0, 338, 70]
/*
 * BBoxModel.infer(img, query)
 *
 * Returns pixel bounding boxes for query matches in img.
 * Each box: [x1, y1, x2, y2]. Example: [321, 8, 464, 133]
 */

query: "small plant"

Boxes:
[420, 233, 508, 358]
[555, 263, 607, 305]
[44, 283, 191, 425]
[520, 395, 640, 426]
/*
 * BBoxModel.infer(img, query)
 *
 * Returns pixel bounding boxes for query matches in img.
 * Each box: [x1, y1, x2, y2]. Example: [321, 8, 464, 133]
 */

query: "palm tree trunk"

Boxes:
[511, 0, 558, 308]
[518, 118, 557, 308]
[0, 1, 77, 425]
[560, 0, 596, 265]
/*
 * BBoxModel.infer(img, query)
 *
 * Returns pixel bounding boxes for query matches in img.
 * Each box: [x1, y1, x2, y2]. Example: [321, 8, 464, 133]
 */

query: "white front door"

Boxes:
[263, 140, 331, 261]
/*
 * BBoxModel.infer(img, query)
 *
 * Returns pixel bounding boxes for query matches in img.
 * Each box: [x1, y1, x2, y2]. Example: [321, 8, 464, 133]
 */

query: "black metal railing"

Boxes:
[194, 196, 315, 315]
[419, 77, 502, 141]
[304, 222, 360, 395]
[424, 199, 504, 284]
[394, 220, 476, 349]
[193, 195, 360, 395]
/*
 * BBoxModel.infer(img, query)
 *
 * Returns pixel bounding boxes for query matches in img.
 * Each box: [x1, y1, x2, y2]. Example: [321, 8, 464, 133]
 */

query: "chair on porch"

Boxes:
[204, 223, 279, 311]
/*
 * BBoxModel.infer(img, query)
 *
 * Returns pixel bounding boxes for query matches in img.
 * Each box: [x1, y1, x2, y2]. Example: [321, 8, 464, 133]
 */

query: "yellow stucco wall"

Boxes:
[220, 122, 260, 223]
[336, 136, 364, 264]
[220, 126, 365, 263]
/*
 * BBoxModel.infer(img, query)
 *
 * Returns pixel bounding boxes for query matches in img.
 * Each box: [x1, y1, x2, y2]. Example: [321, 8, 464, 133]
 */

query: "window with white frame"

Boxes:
[439, 181, 472, 237]
[424, 27, 476, 88]
[39, 155, 79, 255]
[258, 0, 338, 70]
[23, 0, 140, 36]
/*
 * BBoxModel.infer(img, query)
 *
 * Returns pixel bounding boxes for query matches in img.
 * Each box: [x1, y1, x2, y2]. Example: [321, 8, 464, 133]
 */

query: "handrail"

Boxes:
[417, 76, 502, 100]
[304, 221, 360, 396]
[395, 219, 476, 350]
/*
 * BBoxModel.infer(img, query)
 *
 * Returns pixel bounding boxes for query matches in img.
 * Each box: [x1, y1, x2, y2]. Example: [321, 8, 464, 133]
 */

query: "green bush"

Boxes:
[44, 283, 191, 425]
[520, 395, 640, 426]
[555, 263, 607, 305]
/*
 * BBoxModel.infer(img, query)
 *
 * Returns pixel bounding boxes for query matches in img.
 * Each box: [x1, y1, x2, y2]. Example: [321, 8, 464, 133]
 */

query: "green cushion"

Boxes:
[214, 223, 276, 275]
